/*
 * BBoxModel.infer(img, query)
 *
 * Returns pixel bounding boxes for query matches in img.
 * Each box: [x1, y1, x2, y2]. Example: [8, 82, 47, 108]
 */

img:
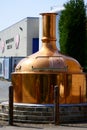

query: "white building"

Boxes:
[0, 17, 39, 79]
[0, 17, 39, 57]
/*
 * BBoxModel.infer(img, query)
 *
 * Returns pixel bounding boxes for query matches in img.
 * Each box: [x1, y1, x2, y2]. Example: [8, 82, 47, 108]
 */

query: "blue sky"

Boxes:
[0, 0, 87, 31]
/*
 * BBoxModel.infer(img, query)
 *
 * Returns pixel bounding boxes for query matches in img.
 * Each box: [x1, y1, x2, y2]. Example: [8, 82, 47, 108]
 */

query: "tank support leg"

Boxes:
[54, 85, 59, 125]
[9, 85, 13, 125]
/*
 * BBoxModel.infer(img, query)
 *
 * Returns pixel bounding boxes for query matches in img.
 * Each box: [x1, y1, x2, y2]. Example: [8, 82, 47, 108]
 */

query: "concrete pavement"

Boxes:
[0, 79, 11, 102]
[0, 123, 87, 130]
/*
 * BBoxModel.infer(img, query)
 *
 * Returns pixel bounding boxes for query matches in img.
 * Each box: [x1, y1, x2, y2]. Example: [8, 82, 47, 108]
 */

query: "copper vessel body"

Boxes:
[11, 13, 86, 104]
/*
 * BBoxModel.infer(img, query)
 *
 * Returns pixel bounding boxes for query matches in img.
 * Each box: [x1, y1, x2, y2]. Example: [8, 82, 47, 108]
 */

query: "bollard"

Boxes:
[9, 85, 13, 125]
[54, 85, 59, 125]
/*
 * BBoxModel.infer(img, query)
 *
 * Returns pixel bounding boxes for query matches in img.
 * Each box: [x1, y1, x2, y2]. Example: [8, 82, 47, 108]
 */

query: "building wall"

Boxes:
[0, 17, 39, 80]
[27, 18, 39, 55]
[0, 17, 39, 57]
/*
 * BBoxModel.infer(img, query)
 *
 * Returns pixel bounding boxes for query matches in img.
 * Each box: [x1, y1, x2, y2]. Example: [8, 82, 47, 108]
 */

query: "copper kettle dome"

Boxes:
[15, 13, 82, 73]
[11, 13, 85, 104]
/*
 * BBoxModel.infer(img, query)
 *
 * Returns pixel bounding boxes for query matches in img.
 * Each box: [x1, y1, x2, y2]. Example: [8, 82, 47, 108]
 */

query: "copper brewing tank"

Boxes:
[12, 13, 85, 104]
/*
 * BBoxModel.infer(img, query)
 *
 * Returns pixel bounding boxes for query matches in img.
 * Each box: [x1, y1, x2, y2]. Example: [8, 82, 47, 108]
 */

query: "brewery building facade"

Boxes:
[0, 17, 39, 79]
